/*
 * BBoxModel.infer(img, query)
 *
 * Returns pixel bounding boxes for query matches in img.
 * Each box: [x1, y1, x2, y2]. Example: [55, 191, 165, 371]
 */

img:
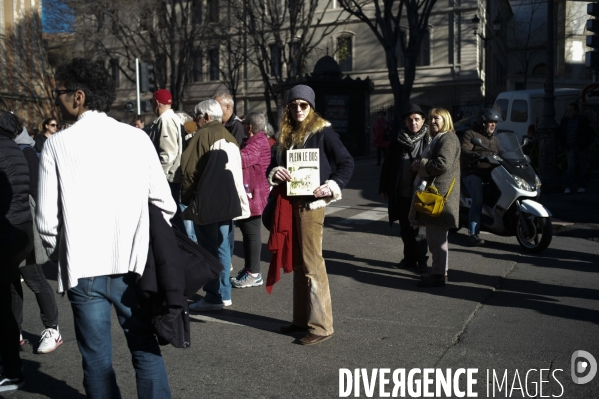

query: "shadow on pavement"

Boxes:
[188, 302, 288, 333]
[322, 248, 599, 324]
[20, 359, 85, 398]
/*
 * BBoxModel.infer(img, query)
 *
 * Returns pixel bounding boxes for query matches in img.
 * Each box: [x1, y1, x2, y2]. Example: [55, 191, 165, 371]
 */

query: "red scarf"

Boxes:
[265, 184, 294, 293]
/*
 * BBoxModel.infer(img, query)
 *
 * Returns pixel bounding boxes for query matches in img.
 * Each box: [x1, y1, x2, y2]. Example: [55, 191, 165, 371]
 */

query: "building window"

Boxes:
[193, 51, 203, 82]
[418, 30, 431, 66]
[532, 63, 546, 75]
[208, 0, 219, 23]
[140, 10, 153, 31]
[209, 49, 219, 81]
[337, 35, 353, 72]
[193, 2, 202, 26]
[396, 28, 431, 67]
[289, 41, 300, 76]
[269, 44, 282, 77]
[110, 59, 120, 88]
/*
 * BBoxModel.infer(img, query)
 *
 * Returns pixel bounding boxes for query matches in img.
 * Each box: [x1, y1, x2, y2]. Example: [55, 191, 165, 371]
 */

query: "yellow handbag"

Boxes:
[413, 177, 456, 217]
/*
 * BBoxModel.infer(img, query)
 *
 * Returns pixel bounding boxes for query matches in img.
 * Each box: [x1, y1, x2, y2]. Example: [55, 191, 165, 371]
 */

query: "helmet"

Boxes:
[479, 108, 501, 131]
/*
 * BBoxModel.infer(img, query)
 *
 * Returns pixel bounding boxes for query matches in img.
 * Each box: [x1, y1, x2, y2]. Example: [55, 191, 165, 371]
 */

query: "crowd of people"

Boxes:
[0, 58, 356, 396]
[1, 56, 589, 396]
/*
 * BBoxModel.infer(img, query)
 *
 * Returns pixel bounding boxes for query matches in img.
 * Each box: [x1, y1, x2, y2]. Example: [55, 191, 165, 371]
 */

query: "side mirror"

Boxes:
[471, 137, 483, 146]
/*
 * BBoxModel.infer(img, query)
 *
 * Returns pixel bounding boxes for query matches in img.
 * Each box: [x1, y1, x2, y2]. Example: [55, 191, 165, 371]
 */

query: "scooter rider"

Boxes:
[460, 108, 501, 246]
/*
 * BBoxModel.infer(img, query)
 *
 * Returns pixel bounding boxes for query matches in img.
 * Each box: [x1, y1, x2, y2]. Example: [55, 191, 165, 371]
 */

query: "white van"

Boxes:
[493, 89, 581, 142]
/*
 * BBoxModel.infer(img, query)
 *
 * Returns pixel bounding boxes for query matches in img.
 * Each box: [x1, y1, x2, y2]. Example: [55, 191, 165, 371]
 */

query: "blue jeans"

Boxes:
[462, 175, 484, 235]
[67, 274, 171, 399]
[179, 203, 197, 243]
[194, 220, 233, 304]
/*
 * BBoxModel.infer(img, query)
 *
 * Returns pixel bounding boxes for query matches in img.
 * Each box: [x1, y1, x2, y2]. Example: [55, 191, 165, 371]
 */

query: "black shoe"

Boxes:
[415, 263, 428, 274]
[393, 259, 417, 269]
[467, 234, 485, 246]
[417, 274, 446, 287]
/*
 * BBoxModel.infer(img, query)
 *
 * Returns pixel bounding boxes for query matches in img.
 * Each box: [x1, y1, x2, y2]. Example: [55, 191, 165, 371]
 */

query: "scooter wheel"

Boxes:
[516, 215, 553, 253]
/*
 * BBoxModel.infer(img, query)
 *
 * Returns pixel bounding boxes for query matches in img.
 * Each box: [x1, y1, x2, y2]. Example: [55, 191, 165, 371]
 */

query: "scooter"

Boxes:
[459, 131, 553, 253]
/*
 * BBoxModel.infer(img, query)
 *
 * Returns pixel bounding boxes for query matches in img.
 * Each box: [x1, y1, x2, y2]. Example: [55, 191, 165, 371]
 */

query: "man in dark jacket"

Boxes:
[213, 92, 245, 145]
[0, 110, 33, 393]
[379, 104, 430, 272]
[558, 103, 595, 194]
[460, 108, 500, 246]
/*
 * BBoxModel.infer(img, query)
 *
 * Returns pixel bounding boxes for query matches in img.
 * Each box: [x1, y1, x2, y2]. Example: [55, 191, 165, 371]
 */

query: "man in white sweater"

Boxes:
[36, 58, 176, 398]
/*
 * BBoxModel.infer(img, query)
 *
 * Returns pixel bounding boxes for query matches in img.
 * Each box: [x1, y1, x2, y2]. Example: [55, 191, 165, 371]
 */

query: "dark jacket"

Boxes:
[269, 126, 354, 191]
[460, 123, 498, 179]
[225, 115, 245, 146]
[558, 114, 595, 150]
[180, 120, 250, 224]
[379, 125, 430, 225]
[0, 136, 31, 227]
[139, 203, 223, 348]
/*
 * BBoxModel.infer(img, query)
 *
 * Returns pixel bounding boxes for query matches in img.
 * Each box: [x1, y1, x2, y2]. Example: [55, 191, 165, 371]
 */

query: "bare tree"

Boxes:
[207, 1, 248, 114]
[239, 0, 346, 124]
[1, 11, 57, 128]
[337, 0, 437, 116]
[66, 0, 207, 110]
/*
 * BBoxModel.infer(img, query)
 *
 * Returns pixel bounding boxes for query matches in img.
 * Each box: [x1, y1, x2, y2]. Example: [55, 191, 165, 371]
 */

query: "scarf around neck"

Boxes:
[397, 124, 429, 151]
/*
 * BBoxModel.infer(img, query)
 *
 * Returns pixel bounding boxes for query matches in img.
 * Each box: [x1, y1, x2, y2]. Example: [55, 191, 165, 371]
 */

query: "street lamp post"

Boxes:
[537, 0, 561, 192]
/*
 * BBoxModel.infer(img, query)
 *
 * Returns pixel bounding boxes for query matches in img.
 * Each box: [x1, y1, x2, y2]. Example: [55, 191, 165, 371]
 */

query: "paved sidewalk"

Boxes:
[540, 171, 599, 241]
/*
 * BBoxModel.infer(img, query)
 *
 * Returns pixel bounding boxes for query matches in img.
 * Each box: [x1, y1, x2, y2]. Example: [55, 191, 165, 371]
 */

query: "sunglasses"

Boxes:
[49, 123, 57, 127]
[288, 102, 310, 111]
[52, 89, 75, 99]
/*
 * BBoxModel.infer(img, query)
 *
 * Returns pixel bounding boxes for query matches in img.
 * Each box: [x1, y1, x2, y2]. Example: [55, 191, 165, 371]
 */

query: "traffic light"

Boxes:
[586, 3, 599, 69]
[125, 101, 134, 112]
[140, 62, 156, 93]
[141, 100, 152, 112]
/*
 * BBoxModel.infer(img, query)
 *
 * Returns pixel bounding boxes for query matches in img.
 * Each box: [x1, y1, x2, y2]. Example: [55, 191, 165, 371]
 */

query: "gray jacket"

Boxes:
[411, 131, 461, 228]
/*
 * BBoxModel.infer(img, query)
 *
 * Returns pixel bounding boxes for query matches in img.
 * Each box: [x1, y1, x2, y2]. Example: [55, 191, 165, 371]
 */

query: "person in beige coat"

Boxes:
[409, 108, 461, 287]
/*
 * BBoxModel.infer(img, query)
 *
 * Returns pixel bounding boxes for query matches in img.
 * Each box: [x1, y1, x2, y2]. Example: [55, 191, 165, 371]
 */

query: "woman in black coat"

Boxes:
[0, 111, 33, 391]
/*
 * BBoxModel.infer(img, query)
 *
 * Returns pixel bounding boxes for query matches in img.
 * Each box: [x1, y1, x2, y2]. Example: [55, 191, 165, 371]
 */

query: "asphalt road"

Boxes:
[6, 156, 599, 399]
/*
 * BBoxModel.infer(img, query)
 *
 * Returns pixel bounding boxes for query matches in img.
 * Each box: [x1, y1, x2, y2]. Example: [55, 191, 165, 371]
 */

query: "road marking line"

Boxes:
[338, 207, 388, 224]
[325, 205, 351, 216]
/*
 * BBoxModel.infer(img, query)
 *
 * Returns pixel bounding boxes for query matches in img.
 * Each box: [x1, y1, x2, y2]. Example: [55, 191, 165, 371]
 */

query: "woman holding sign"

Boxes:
[267, 85, 354, 346]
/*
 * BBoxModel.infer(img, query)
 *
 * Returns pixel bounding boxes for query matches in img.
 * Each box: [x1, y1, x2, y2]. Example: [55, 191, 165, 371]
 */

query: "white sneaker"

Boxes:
[37, 327, 62, 354]
[577, 187, 586, 193]
[189, 299, 224, 312]
[223, 299, 232, 307]
[564, 188, 571, 194]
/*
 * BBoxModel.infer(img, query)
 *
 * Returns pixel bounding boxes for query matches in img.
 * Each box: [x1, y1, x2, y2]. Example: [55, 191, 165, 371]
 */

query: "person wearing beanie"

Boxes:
[379, 104, 430, 273]
[267, 84, 354, 346]
[149, 89, 186, 233]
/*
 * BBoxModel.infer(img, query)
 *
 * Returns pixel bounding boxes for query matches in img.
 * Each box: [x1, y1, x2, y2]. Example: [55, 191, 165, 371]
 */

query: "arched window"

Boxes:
[396, 28, 431, 67]
[337, 34, 354, 72]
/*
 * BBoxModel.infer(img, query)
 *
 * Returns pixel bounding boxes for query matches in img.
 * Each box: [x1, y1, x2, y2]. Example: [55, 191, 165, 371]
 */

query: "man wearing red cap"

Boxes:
[149, 89, 185, 231]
